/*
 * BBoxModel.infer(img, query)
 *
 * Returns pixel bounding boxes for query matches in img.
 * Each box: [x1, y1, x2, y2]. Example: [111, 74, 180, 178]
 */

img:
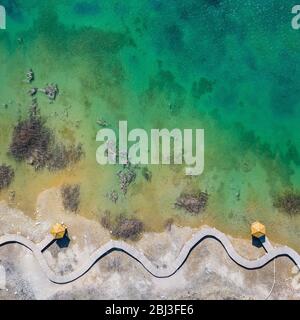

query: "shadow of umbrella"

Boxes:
[56, 232, 71, 249]
[252, 235, 265, 248]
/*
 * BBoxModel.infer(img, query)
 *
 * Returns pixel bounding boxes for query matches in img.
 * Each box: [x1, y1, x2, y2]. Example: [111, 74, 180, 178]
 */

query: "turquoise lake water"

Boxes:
[0, 0, 300, 247]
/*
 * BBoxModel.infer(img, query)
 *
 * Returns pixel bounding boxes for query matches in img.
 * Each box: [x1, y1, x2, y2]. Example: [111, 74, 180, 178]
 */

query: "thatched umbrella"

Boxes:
[251, 221, 266, 238]
[50, 223, 67, 239]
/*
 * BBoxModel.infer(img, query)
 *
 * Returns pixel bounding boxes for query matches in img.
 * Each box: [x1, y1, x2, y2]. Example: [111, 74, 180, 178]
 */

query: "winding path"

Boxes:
[0, 227, 300, 284]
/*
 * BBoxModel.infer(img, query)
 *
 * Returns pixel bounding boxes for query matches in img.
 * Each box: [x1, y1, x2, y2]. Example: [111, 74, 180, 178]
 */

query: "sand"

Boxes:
[0, 188, 299, 300]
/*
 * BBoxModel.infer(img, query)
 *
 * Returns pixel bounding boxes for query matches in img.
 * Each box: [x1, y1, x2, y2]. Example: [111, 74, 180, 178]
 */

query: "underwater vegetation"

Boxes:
[0, 164, 14, 190]
[274, 191, 300, 216]
[111, 216, 144, 241]
[175, 191, 209, 215]
[9, 107, 83, 171]
[61, 184, 81, 213]
[192, 77, 215, 99]
[73, 1, 101, 16]
[9, 110, 51, 170]
[101, 212, 144, 241]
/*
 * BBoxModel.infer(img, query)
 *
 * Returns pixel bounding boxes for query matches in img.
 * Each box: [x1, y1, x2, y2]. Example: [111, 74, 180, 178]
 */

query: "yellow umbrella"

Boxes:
[251, 221, 266, 238]
[50, 223, 67, 239]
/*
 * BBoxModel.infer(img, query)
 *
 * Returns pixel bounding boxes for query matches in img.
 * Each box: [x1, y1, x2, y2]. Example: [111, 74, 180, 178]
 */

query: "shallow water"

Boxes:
[0, 1, 300, 248]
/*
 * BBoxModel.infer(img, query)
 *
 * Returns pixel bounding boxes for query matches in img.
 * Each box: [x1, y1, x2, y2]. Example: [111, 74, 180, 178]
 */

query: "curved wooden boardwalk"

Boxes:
[0, 227, 300, 284]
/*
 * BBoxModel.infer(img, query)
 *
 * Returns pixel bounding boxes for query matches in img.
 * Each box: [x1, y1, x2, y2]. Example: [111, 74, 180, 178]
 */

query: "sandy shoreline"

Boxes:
[0, 188, 299, 299]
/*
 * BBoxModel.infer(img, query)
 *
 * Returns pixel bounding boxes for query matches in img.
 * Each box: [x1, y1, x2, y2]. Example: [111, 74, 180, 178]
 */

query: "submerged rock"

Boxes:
[28, 88, 38, 97]
[175, 192, 209, 215]
[107, 190, 119, 203]
[142, 167, 152, 182]
[96, 119, 109, 127]
[39, 84, 59, 101]
[117, 166, 136, 194]
[25, 69, 34, 83]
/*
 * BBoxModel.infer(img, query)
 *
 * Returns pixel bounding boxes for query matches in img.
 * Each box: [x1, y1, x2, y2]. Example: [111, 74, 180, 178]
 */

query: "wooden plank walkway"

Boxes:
[0, 227, 299, 284]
